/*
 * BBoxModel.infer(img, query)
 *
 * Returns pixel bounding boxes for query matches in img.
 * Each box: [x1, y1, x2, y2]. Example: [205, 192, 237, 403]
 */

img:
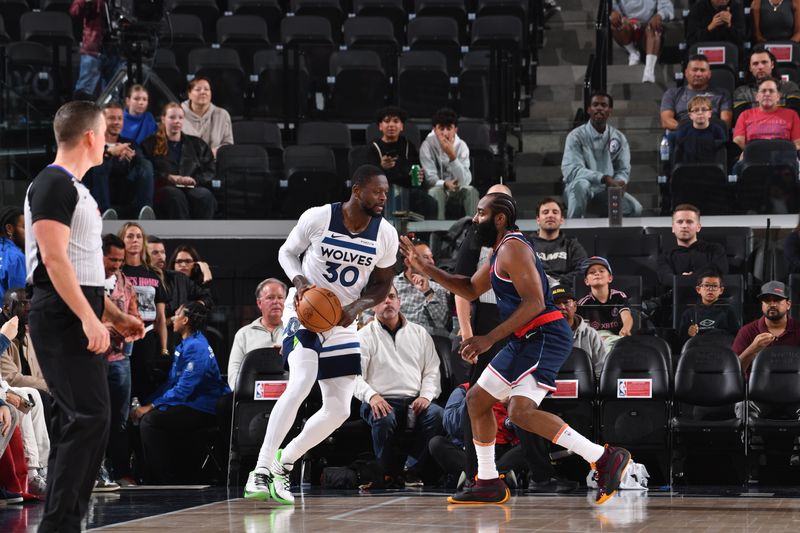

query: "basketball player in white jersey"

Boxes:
[245, 164, 399, 504]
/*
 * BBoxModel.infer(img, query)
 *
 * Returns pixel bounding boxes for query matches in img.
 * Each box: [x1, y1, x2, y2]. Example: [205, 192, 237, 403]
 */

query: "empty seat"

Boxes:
[397, 50, 451, 118]
[216, 14, 270, 75]
[228, 0, 283, 44]
[470, 14, 523, 52]
[327, 50, 387, 121]
[456, 119, 495, 191]
[166, 0, 220, 42]
[291, 0, 345, 43]
[353, 0, 406, 43]
[281, 15, 335, 87]
[160, 13, 205, 73]
[20, 11, 73, 46]
[284, 145, 342, 217]
[232, 120, 284, 177]
[343, 16, 399, 77]
[407, 16, 461, 76]
[215, 144, 276, 219]
[738, 139, 800, 214]
[149, 48, 184, 115]
[0, 0, 29, 41]
[297, 121, 352, 180]
[187, 47, 247, 118]
[253, 49, 310, 119]
[415, 0, 468, 43]
[594, 232, 660, 295]
[5, 40, 59, 115]
[458, 50, 491, 119]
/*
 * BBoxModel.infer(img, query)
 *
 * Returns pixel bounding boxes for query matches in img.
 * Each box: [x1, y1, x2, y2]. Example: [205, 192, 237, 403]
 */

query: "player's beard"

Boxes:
[474, 218, 499, 247]
[362, 203, 382, 217]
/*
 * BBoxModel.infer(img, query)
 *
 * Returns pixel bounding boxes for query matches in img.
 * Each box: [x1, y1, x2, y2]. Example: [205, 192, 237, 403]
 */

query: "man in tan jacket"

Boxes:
[0, 288, 46, 391]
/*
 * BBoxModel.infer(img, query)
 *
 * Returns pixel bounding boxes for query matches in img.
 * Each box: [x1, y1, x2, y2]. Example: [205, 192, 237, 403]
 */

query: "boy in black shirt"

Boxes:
[677, 267, 739, 345]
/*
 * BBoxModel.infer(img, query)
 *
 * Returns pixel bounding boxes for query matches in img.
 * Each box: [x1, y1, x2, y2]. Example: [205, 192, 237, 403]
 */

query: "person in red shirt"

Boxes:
[733, 77, 800, 150]
[733, 281, 800, 373]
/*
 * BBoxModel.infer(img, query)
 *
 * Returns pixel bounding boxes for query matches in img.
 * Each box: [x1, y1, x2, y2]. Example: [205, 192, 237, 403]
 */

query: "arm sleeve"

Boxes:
[0, 335, 10, 357]
[725, 306, 741, 333]
[684, 4, 705, 45]
[30, 175, 78, 226]
[677, 308, 693, 344]
[561, 129, 604, 185]
[188, 278, 214, 308]
[719, 89, 732, 112]
[278, 206, 325, 281]
[731, 325, 752, 356]
[733, 111, 746, 139]
[227, 330, 246, 389]
[353, 330, 377, 403]
[660, 88, 677, 114]
[612, 133, 631, 183]
[449, 141, 472, 187]
[418, 331, 442, 401]
[152, 344, 208, 407]
[790, 111, 800, 140]
[154, 276, 168, 304]
[8, 253, 26, 293]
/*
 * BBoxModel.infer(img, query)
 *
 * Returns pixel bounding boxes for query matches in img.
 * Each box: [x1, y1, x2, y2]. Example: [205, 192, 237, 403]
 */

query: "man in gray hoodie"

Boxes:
[552, 285, 608, 377]
[561, 92, 642, 218]
[420, 108, 479, 219]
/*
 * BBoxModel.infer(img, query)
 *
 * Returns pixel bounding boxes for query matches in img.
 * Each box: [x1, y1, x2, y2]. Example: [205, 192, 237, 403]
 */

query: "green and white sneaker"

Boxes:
[244, 470, 272, 501]
[269, 449, 295, 505]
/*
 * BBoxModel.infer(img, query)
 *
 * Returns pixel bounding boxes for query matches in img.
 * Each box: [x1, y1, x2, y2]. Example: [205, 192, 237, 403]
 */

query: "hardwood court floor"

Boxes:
[85, 491, 800, 533]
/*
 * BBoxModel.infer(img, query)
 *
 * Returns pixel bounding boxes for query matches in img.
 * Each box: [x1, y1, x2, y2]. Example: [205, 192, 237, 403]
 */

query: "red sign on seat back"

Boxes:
[697, 46, 726, 65]
[254, 381, 288, 400]
[616, 378, 652, 398]
[766, 44, 793, 63]
[551, 379, 579, 399]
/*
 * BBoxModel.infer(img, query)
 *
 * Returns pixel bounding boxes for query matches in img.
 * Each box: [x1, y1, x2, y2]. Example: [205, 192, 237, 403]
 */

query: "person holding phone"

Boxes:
[686, 0, 746, 47]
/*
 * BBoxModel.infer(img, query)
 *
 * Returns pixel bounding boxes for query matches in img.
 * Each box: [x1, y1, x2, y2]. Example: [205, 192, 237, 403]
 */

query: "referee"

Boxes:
[24, 101, 144, 533]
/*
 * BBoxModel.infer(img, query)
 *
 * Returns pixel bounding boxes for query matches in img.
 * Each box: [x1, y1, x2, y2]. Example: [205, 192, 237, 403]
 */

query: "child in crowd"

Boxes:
[677, 267, 739, 345]
[122, 84, 158, 145]
[673, 95, 728, 165]
[576, 256, 633, 350]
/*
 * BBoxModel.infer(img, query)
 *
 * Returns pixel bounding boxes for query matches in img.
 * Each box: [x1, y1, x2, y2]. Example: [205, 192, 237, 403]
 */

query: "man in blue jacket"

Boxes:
[0, 207, 25, 303]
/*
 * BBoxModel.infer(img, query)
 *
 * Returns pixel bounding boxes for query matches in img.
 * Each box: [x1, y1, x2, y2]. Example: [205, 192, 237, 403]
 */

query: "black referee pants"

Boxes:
[30, 286, 109, 533]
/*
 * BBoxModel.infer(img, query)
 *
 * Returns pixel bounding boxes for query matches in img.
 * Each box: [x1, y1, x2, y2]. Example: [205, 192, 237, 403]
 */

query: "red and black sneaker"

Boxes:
[592, 445, 632, 504]
[447, 477, 510, 505]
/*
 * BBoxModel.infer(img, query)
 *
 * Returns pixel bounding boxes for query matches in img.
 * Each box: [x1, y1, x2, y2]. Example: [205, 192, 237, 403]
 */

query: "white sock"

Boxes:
[624, 43, 639, 56]
[553, 425, 605, 464]
[644, 54, 657, 74]
[280, 375, 356, 465]
[254, 347, 319, 473]
[474, 439, 500, 480]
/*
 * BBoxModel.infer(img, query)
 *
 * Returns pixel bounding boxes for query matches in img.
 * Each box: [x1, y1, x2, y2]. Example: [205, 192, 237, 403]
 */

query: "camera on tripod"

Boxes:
[104, 0, 164, 61]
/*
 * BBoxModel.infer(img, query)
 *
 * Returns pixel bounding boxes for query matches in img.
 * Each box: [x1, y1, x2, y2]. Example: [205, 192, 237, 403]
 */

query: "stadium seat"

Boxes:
[614, 335, 673, 381]
[407, 16, 461, 76]
[216, 14, 270, 75]
[187, 47, 247, 118]
[765, 41, 800, 83]
[670, 140, 729, 216]
[397, 50, 451, 118]
[297, 121, 352, 181]
[166, 0, 220, 42]
[5, 40, 58, 114]
[343, 16, 399, 77]
[476, 0, 528, 47]
[159, 14, 205, 74]
[253, 49, 310, 119]
[737, 139, 800, 214]
[458, 50, 491, 119]
[470, 14, 524, 52]
[228, 0, 284, 44]
[456, 119, 496, 191]
[215, 144, 276, 219]
[0, 0, 28, 41]
[327, 50, 388, 121]
[291, 0, 346, 43]
[689, 41, 739, 78]
[353, 0, 407, 44]
[671, 274, 743, 333]
[539, 347, 597, 441]
[594, 231, 660, 296]
[432, 335, 468, 402]
[670, 345, 746, 484]
[281, 15, 336, 88]
[681, 333, 735, 353]
[232, 120, 285, 179]
[415, 0, 469, 43]
[284, 145, 342, 217]
[347, 145, 373, 176]
[562, 227, 597, 257]
[0, 14, 8, 44]
[150, 48, 185, 113]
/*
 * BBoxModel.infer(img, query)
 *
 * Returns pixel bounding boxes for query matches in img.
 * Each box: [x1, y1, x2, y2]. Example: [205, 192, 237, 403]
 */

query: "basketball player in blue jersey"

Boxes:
[245, 164, 399, 504]
[400, 193, 630, 505]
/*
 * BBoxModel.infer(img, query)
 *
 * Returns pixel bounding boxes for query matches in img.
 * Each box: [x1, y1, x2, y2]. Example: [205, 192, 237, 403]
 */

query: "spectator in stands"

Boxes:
[420, 108, 479, 220]
[610, 0, 675, 83]
[751, 0, 800, 43]
[673, 95, 728, 166]
[354, 285, 443, 486]
[85, 103, 155, 220]
[394, 242, 451, 338]
[142, 102, 218, 220]
[733, 78, 800, 159]
[71, 0, 123, 99]
[686, 0, 746, 47]
[122, 85, 158, 145]
[0, 207, 25, 303]
[147, 237, 213, 321]
[562, 92, 642, 218]
[657, 204, 728, 290]
[168, 244, 213, 289]
[552, 285, 608, 377]
[133, 302, 231, 484]
[367, 106, 437, 219]
[733, 281, 800, 373]
[181, 78, 234, 158]
[227, 278, 287, 390]
[0, 289, 45, 392]
[119, 222, 169, 401]
[677, 266, 740, 345]
[734, 48, 800, 109]
[577, 256, 633, 349]
[101, 234, 140, 487]
[530, 198, 588, 287]
[661, 54, 733, 130]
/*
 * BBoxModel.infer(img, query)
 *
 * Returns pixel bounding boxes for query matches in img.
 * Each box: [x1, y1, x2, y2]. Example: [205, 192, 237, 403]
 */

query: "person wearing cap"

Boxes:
[576, 256, 633, 350]
[733, 280, 800, 374]
[552, 285, 608, 377]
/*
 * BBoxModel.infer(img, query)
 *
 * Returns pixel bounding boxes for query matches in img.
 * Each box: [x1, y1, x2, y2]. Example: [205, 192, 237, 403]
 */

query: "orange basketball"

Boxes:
[297, 287, 343, 333]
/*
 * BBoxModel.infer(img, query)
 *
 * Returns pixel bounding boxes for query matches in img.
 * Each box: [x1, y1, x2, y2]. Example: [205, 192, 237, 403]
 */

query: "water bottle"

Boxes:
[130, 397, 141, 427]
[410, 164, 421, 187]
[406, 404, 417, 430]
[659, 131, 670, 162]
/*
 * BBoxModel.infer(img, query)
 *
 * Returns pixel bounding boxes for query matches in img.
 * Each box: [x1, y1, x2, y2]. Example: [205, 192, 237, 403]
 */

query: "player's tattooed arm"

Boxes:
[337, 266, 395, 327]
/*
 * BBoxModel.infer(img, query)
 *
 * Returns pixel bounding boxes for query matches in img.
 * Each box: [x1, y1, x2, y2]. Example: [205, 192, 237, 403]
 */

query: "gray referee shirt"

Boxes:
[24, 164, 105, 288]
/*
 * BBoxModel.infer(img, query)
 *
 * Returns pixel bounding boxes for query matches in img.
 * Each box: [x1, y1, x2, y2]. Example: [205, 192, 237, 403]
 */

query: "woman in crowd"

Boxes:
[118, 222, 170, 401]
[141, 102, 217, 220]
[133, 301, 230, 484]
[752, 0, 800, 42]
[168, 244, 213, 288]
[181, 77, 233, 158]
[122, 84, 158, 145]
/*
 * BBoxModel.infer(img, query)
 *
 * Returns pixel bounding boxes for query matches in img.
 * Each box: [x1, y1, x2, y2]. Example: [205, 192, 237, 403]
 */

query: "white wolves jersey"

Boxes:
[280, 202, 398, 307]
